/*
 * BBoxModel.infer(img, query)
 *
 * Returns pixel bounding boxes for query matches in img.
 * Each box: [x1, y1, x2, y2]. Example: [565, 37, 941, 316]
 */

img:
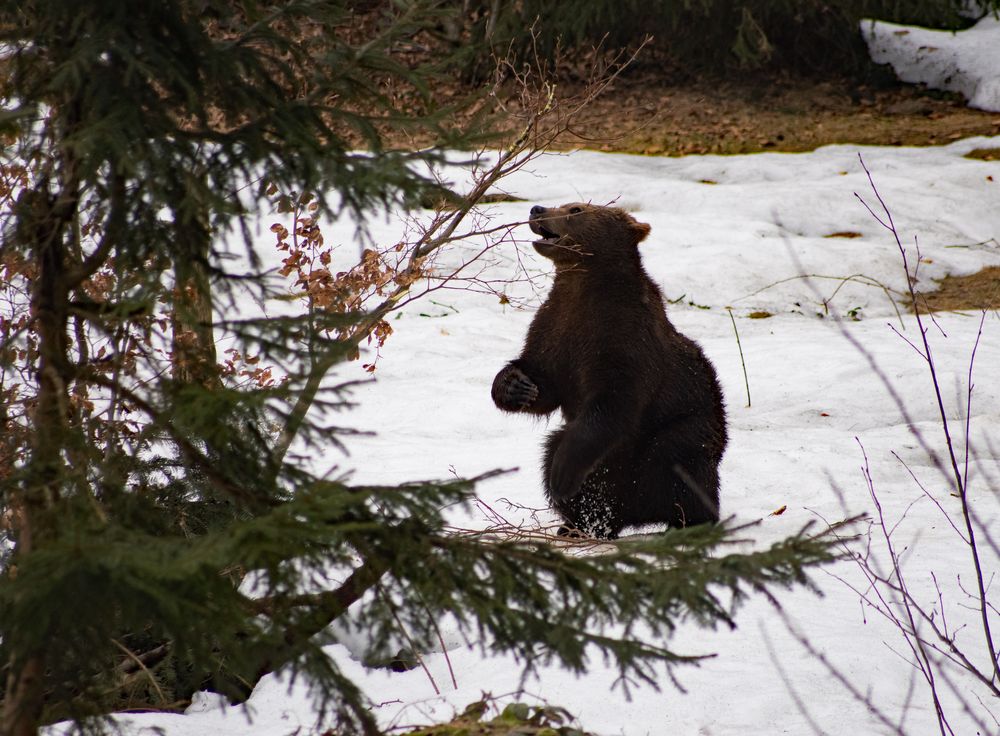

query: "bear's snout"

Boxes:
[528, 205, 560, 242]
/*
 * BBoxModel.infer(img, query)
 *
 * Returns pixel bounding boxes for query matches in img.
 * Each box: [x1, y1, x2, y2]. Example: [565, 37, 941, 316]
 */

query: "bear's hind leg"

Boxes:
[543, 429, 629, 539]
[544, 437, 627, 538]
[637, 420, 722, 529]
[552, 482, 627, 539]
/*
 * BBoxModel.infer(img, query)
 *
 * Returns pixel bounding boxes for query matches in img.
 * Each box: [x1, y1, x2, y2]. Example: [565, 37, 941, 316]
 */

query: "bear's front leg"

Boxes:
[491, 362, 539, 412]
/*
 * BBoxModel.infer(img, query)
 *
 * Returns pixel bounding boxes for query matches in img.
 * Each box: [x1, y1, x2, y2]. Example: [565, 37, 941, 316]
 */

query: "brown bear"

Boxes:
[491, 202, 727, 539]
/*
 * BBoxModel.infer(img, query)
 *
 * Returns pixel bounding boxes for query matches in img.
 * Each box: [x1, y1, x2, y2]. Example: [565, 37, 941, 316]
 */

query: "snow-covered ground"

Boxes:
[863, 13, 1000, 112]
[54, 140, 1000, 735]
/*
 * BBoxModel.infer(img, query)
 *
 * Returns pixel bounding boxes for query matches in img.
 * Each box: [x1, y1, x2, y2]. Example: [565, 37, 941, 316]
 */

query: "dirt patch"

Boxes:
[965, 147, 1000, 161]
[543, 74, 1000, 155]
[913, 266, 1000, 313]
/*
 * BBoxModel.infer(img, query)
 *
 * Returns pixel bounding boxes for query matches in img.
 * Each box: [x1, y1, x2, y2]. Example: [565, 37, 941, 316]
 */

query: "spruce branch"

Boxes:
[250, 553, 392, 681]
[86, 374, 276, 509]
[64, 173, 125, 290]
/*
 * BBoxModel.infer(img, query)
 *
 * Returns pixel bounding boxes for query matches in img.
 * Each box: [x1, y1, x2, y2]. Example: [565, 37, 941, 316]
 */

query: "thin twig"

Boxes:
[726, 308, 750, 408]
[377, 586, 439, 696]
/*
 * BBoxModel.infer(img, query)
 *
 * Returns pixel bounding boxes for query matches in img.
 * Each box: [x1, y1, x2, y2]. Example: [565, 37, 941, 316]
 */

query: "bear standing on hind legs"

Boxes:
[492, 202, 728, 539]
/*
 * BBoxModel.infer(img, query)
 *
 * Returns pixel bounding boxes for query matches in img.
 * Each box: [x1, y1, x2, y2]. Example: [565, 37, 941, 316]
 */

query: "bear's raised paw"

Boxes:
[491, 363, 539, 412]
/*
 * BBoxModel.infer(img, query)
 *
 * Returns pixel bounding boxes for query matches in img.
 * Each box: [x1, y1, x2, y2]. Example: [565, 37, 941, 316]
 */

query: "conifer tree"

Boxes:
[1, 3, 842, 735]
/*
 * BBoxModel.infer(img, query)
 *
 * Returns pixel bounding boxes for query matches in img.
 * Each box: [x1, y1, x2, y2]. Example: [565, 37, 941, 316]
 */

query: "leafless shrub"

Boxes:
[786, 155, 999, 735]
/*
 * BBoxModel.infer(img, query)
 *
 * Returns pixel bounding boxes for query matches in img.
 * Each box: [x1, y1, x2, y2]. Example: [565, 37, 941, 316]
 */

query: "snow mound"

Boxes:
[861, 15, 1000, 111]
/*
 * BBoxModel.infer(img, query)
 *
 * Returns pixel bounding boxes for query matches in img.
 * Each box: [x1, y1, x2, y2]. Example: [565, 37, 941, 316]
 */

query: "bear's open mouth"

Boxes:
[529, 220, 560, 244]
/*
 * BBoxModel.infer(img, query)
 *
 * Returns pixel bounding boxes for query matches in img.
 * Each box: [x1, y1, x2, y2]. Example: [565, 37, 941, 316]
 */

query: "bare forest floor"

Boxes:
[545, 72, 1000, 155]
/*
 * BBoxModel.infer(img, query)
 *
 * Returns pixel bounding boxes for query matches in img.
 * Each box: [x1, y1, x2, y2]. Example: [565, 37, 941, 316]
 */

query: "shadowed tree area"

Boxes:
[441, 0, 1000, 75]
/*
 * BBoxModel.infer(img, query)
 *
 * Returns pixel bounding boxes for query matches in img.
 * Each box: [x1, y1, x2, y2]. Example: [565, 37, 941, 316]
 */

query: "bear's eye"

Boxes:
[568, 206, 583, 215]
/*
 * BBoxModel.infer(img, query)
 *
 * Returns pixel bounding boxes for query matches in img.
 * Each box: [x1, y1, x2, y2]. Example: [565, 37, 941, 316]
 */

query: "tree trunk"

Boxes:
[2, 187, 74, 736]
[2, 657, 45, 736]
[171, 214, 218, 387]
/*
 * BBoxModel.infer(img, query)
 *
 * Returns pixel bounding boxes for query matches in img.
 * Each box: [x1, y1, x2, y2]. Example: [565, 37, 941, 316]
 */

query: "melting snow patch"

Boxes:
[861, 15, 1000, 112]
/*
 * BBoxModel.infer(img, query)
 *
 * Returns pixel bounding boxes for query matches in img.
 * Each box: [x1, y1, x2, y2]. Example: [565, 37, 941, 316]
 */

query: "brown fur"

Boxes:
[492, 203, 727, 538]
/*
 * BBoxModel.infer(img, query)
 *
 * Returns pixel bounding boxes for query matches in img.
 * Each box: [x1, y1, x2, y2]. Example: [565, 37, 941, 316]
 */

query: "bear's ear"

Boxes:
[632, 220, 651, 243]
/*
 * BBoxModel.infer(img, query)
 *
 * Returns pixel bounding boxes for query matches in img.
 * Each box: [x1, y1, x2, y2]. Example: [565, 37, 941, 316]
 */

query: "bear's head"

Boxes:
[527, 203, 651, 266]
